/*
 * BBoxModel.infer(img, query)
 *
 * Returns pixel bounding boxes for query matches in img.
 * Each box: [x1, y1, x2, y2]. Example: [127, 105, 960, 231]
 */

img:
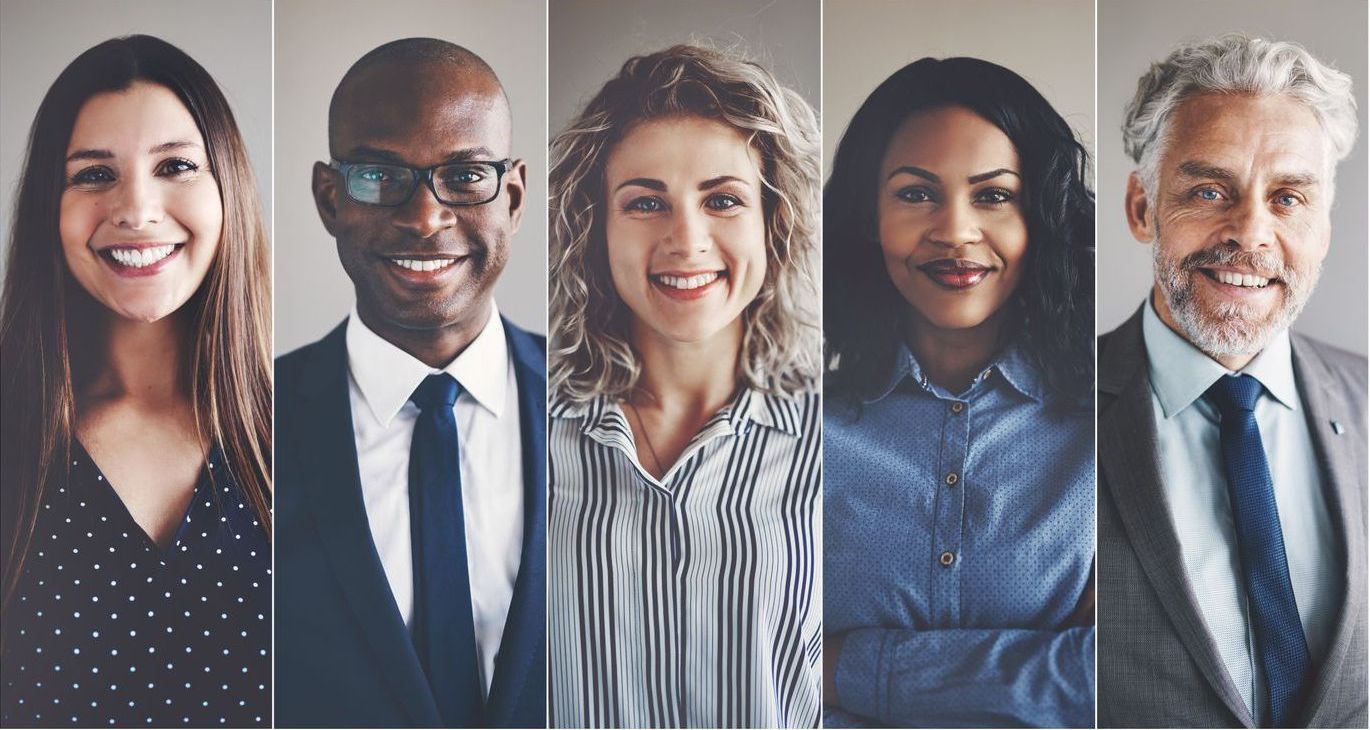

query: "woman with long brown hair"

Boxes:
[0, 35, 271, 726]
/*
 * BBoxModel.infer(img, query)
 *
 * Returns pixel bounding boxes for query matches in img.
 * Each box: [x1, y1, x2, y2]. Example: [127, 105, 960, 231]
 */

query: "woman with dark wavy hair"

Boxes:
[0, 36, 271, 726]
[822, 57, 1095, 728]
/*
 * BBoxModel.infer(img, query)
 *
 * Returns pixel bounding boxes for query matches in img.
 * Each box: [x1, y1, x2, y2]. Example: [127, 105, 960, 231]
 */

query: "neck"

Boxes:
[903, 307, 1006, 393]
[83, 309, 191, 404]
[1150, 287, 1258, 371]
[629, 319, 741, 418]
[358, 298, 492, 370]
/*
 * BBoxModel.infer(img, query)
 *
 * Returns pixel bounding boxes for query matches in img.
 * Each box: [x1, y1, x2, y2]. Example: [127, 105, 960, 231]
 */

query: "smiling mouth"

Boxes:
[389, 257, 460, 273]
[1198, 268, 1277, 289]
[917, 259, 994, 289]
[651, 271, 724, 290]
[101, 244, 182, 269]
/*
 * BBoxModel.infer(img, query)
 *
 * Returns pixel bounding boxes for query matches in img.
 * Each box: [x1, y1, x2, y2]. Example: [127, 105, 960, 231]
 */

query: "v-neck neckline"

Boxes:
[73, 439, 207, 558]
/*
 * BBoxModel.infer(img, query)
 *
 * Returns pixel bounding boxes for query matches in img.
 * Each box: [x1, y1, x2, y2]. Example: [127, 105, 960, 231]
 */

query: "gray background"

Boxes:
[823, 0, 1095, 176]
[1098, 0, 1367, 353]
[274, 0, 548, 352]
[0, 0, 272, 283]
[548, 0, 820, 138]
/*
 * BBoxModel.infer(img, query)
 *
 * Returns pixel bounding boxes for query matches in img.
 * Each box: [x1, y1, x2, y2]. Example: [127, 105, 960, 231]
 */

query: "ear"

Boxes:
[505, 159, 527, 234]
[1124, 171, 1156, 244]
[312, 161, 340, 236]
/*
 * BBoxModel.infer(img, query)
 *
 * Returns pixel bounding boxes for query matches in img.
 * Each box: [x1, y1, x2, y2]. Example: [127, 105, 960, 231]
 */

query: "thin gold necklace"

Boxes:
[625, 399, 664, 477]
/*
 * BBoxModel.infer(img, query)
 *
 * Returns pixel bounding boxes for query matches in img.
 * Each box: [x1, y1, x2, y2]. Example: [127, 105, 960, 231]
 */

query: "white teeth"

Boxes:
[391, 258, 456, 272]
[654, 272, 721, 290]
[1212, 270, 1270, 288]
[108, 245, 175, 268]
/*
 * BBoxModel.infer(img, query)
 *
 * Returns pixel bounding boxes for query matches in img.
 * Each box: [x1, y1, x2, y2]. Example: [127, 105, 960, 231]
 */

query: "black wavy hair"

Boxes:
[824, 56, 1094, 403]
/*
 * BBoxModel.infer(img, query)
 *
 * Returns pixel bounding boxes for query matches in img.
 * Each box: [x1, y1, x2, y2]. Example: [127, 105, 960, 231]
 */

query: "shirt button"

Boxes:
[950, 402, 964, 414]
[939, 551, 956, 566]
[945, 472, 959, 486]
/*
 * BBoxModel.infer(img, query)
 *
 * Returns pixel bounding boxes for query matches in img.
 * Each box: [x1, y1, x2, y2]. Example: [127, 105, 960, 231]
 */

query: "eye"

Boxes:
[442, 167, 486, 186]
[623, 196, 666, 213]
[68, 165, 116, 189]
[975, 188, 1015, 205]
[357, 167, 392, 183]
[1273, 191, 1303, 208]
[894, 186, 934, 204]
[1194, 187, 1225, 202]
[156, 158, 200, 177]
[704, 193, 743, 211]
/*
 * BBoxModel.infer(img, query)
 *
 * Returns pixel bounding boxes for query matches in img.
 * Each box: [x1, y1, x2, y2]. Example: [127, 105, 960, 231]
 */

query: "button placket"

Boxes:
[929, 399, 970, 626]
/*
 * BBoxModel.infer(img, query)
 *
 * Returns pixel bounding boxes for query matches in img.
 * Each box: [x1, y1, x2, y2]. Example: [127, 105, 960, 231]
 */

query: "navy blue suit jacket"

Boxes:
[274, 317, 546, 728]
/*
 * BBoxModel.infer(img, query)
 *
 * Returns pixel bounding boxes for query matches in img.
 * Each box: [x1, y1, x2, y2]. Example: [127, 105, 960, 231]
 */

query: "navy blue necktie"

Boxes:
[408, 373, 483, 727]
[1206, 374, 1310, 728]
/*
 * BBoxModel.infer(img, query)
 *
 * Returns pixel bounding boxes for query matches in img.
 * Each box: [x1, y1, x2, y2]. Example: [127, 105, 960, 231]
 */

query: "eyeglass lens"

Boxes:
[345, 162, 501, 205]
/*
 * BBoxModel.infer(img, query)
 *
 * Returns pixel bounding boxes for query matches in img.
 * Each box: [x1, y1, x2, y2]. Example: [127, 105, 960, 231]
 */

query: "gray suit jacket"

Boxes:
[1098, 307, 1367, 728]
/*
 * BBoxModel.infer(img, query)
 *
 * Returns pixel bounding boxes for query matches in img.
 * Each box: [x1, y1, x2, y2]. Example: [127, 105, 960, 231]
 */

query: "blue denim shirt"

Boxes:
[824, 342, 1095, 728]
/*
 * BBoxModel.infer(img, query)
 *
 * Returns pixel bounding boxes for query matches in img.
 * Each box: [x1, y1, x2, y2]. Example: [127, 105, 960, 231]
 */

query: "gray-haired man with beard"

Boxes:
[1098, 34, 1366, 728]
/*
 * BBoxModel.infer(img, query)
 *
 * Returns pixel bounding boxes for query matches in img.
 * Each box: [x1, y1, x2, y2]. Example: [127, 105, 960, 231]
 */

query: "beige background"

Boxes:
[548, 0, 820, 137]
[0, 0, 272, 282]
[1098, 0, 1367, 353]
[823, 0, 1095, 175]
[274, 0, 548, 352]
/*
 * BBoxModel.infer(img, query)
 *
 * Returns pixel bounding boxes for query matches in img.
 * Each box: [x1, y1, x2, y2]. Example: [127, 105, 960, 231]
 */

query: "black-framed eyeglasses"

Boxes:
[329, 158, 513, 207]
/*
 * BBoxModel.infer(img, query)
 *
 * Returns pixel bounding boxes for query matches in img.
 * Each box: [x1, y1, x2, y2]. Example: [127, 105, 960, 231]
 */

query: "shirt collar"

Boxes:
[554, 386, 805, 439]
[1141, 295, 1297, 418]
[346, 303, 509, 427]
[865, 339, 1046, 403]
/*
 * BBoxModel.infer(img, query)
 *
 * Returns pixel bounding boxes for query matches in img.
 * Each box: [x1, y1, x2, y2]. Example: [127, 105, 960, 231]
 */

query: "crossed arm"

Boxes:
[824, 586, 1096, 728]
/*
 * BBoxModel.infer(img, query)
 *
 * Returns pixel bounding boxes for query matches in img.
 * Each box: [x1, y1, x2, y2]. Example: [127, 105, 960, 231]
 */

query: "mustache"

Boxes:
[1178, 246, 1286, 281]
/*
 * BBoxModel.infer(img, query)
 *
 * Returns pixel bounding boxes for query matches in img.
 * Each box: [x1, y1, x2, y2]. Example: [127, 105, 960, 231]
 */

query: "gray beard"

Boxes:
[1152, 236, 1319, 359]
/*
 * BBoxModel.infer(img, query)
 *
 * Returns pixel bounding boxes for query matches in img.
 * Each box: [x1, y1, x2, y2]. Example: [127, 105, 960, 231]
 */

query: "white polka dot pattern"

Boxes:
[1, 445, 270, 727]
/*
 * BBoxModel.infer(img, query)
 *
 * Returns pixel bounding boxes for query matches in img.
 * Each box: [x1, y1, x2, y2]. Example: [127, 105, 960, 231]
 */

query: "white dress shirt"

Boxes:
[1142, 298, 1340, 724]
[345, 304, 525, 697]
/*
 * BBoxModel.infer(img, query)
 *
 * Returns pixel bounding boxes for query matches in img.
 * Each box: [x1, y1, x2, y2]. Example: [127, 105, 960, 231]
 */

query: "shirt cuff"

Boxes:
[835, 628, 887, 719]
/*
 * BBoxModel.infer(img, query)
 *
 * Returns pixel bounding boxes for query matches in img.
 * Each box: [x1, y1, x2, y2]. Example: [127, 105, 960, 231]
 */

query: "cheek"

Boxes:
[59, 193, 102, 265]
[176, 182, 224, 258]
[876, 202, 920, 260]
[724, 213, 767, 293]
[604, 219, 647, 298]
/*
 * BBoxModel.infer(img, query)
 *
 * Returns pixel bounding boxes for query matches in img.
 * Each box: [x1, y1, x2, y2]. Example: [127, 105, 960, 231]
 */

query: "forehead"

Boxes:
[67, 81, 203, 155]
[1160, 94, 1327, 179]
[332, 62, 511, 164]
[605, 116, 761, 185]
[882, 106, 1019, 174]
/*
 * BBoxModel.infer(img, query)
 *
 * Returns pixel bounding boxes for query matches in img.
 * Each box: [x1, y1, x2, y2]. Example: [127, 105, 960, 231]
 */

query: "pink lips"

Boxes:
[917, 259, 993, 290]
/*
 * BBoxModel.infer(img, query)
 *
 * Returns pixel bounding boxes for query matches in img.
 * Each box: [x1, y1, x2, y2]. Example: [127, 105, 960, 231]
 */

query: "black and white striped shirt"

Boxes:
[549, 388, 822, 728]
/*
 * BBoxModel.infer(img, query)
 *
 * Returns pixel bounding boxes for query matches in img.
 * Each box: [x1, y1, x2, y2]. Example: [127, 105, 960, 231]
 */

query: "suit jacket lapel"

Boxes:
[1290, 338, 1367, 727]
[294, 321, 442, 727]
[1099, 308, 1255, 727]
[485, 320, 547, 725]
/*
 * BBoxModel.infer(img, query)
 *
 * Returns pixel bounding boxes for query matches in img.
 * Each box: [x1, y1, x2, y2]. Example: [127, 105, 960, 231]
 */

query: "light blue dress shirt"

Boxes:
[825, 341, 1095, 728]
[1142, 298, 1340, 725]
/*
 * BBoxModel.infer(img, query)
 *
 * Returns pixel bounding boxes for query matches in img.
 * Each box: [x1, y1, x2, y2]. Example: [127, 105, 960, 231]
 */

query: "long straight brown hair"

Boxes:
[0, 35, 272, 609]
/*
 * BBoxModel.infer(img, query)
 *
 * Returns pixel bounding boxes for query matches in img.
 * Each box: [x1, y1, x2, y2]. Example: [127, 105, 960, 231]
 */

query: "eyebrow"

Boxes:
[614, 177, 667, 193]
[1177, 160, 1321, 188]
[66, 139, 203, 163]
[341, 145, 499, 164]
[698, 175, 749, 191]
[886, 166, 1019, 184]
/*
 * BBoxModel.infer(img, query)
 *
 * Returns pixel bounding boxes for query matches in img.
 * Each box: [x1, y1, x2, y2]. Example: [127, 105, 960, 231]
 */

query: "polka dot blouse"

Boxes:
[1, 443, 270, 727]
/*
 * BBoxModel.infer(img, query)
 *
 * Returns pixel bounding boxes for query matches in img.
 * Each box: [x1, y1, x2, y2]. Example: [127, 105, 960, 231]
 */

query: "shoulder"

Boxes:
[1291, 331, 1367, 394]
[501, 316, 547, 362]
[274, 321, 348, 385]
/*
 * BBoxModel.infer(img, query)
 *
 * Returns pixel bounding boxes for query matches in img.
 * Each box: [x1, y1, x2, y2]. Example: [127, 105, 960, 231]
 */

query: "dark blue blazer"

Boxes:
[274, 317, 546, 728]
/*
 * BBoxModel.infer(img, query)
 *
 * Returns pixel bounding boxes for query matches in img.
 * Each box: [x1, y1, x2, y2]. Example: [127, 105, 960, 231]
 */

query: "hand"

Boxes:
[823, 632, 846, 706]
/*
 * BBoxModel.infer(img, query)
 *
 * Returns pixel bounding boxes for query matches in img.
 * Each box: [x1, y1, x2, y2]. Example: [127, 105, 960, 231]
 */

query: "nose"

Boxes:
[663, 207, 711, 256]
[1222, 194, 1276, 251]
[927, 196, 982, 248]
[390, 179, 457, 239]
[109, 172, 164, 230]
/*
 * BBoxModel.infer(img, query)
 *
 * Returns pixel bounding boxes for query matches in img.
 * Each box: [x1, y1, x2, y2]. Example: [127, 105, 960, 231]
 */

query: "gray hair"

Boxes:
[1123, 33, 1358, 194]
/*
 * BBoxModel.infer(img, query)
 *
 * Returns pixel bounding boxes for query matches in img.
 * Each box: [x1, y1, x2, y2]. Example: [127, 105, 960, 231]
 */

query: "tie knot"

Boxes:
[1206, 373, 1263, 414]
[411, 373, 460, 410]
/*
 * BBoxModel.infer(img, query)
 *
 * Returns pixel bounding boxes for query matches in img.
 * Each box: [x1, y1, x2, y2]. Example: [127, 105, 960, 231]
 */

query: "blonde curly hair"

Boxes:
[549, 44, 821, 403]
